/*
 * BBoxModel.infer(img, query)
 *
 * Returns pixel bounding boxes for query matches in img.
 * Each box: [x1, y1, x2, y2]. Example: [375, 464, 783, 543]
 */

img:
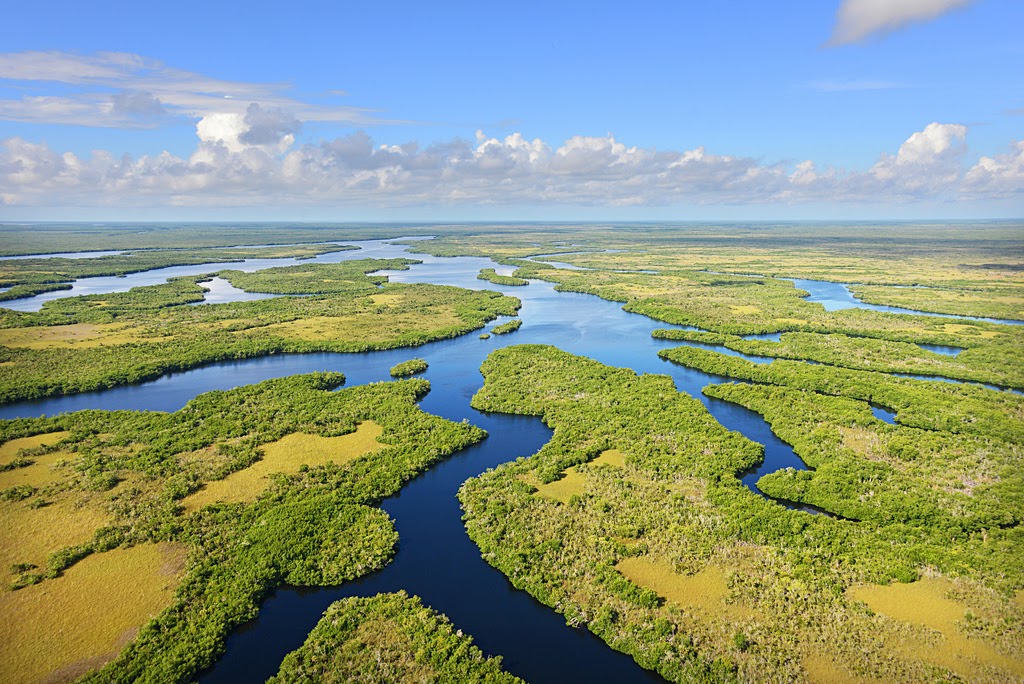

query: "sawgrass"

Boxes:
[848, 577, 1024, 681]
[0, 324, 153, 349]
[532, 469, 588, 504]
[616, 557, 752, 620]
[0, 542, 186, 684]
[0, 432, 70, 464]
[182, 422, 386, 512]
[260, 311, 464, 343]
[0, 497, 109, 581]
[0, 451, 72, 490]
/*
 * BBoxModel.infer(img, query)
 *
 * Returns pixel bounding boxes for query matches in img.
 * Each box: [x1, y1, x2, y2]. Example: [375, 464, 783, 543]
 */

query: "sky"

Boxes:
[0, 0, 1021, 221]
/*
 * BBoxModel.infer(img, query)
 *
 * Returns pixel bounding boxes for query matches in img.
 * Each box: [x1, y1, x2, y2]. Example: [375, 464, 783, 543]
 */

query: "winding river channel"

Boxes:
[0, 239, 1018, 682]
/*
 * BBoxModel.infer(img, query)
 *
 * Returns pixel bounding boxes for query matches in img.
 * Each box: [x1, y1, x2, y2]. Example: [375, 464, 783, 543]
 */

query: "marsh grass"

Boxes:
[0, 497, 109, 579]
[616, 557, 752, 619]
[0, 432, 70, 464]
[0, 451, 72, 489]
[182, 422, 386, 512]
[0, 324, 155, 349]
[848, 578, 1024, 680]
[529, 449, 625, 503]
[0, 542, 186, 684]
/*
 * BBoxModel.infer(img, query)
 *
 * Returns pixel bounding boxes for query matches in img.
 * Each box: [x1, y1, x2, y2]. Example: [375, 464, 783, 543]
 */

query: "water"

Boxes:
[0, 239, 1014, 681]
[191, 277, 279, 305]
[916, 343, 964, 357]
[0, 239, 419, 312]
[871, 406, 897, 424]
[790, 278, 1024, 326]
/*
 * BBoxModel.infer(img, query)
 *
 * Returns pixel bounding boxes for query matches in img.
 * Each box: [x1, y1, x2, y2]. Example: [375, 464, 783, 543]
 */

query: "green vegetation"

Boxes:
[390, 358, 428, 377]
[477, 268, 529, 286]
[0, 244, 354, 295]
[490, 319, 522, 335]
[0, 373, 487, 682]
[658, 346, 1024, 443]
[460, 345, 1024, 683]
[0, 258, 519, 403]
[270, 591, 522, 684]
[652, 328, 1024, 388]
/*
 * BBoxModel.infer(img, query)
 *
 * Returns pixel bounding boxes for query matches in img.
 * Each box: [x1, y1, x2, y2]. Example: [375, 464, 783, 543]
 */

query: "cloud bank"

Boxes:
[829, 0, 977, 45]
[1, 120, 1019, 209]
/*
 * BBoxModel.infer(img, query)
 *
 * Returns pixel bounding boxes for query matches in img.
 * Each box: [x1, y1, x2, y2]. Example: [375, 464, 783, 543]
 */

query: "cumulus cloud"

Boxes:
[0, 123, 1019, 209]
[829, 0, 977, 46]
[963, 140, 1024, 197]
[195, 104, 301, 154]
[0, 50, 380, 128]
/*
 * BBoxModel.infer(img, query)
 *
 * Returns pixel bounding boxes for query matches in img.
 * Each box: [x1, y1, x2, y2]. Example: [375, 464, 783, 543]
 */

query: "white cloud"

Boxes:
[0, 123, 1018, 210]
[963, 140, 1024, 197]
[0, 50, 381, 128]
[829, 0, 977, 46]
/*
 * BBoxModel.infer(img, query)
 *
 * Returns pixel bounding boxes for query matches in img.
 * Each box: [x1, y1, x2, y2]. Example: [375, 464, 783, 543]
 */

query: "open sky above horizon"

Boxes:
[0, 0, 1021, 221]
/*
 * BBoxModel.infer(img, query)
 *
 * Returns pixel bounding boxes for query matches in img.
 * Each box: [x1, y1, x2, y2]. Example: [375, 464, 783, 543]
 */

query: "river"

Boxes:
[0, 239, 1015, 682]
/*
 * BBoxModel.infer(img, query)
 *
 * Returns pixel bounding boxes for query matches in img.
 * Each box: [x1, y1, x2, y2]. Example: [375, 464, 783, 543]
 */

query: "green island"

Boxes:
[490, 319, 523, 335]
[390, 358, 428, 377]
[478, 268, 530, 287]
[269, 591, 522, 684]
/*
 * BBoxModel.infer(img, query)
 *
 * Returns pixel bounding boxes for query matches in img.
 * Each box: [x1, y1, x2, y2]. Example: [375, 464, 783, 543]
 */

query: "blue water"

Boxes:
[917, 343, 964, 357]
[0, 239, 417, 312]
[790, 278, 1024, 326]
[871, 406, 897, 424]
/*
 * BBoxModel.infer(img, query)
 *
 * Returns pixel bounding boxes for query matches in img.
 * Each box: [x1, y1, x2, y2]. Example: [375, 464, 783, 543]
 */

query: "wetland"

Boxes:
[0, 222, 1021, 683]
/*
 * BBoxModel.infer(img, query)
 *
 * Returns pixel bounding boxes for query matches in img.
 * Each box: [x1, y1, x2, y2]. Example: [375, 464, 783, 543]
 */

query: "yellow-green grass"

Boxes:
[182, 422, 386, 512]
[616, 556, 752, 620]
[0, 452, 73, 490]
[0, 542, 186, 684]
[0, 432, 70, 465]
[532, 469, 588, 504]
[729, 305, 761, 315]
[529, 450, 625, 503]
[802, 653, 878, 684]
[848, 577, 1024, 680]
[590, 449, 625, 467]
[0, 324, 153, 349]
[369, 293, 404, 307]
[0, 497, 110, 581]
[259, 312, 464, 343]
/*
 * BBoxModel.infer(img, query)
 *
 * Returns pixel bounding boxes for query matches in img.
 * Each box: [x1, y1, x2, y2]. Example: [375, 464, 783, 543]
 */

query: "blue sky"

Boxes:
[0, 0, 1021, 220]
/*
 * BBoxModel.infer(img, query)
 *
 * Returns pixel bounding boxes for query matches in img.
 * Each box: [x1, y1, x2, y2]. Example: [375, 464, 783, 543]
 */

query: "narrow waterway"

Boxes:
[0, 239, 1015, 682]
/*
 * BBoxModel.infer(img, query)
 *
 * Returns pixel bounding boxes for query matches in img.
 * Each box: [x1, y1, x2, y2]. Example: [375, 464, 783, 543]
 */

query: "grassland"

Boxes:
[0, 543, 186, 684]
[460, 345, 1024, 683]
[0, 373, 489, 683]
